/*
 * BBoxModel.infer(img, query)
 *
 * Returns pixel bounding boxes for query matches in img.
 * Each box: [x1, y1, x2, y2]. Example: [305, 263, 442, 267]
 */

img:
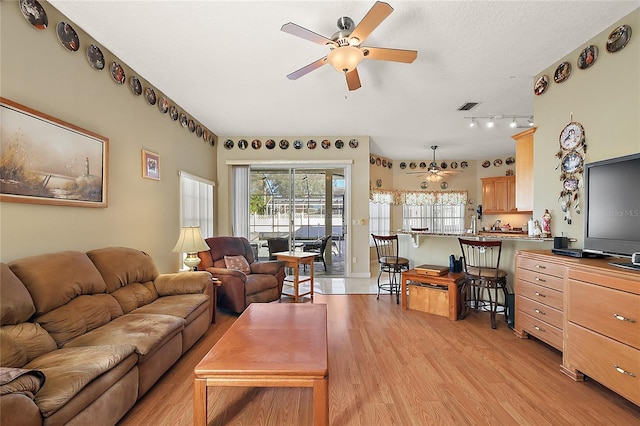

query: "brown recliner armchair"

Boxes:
[197, 236, 285, 313]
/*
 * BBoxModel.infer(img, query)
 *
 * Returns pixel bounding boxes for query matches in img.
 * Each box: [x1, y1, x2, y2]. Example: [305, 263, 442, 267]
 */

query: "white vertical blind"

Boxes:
[179, 171, 214, 238]
[231, 165, 250, 238]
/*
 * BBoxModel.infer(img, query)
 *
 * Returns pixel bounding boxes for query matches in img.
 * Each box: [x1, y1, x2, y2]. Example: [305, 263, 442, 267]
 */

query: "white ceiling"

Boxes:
[49, 1, 639, 161]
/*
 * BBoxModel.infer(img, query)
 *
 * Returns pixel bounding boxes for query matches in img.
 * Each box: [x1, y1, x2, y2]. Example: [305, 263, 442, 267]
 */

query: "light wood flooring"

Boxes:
[119, 294, 640, 425]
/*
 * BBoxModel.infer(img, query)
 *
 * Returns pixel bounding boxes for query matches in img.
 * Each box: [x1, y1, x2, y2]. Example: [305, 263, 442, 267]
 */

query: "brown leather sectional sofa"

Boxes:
[0, 247, 215, 425]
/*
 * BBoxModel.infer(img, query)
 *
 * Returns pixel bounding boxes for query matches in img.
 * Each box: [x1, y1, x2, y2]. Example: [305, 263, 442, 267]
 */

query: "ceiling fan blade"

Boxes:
[350, 1, 393, 45]
[345, 68, 361, 91]
[286, 57, 328, 80]
[364, 47, 417, 63]
[281, 22, 336, 46]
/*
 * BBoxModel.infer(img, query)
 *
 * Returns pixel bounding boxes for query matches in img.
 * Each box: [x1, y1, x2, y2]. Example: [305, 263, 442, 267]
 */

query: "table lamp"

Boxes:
[172, 226, 210, 271]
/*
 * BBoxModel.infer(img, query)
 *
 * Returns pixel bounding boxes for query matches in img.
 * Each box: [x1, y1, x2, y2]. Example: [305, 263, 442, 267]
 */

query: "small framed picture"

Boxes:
[142, 149, 160, 180]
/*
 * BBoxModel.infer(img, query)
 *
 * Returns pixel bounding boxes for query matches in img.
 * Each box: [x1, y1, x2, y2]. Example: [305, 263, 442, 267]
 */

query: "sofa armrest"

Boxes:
[0, 367, 45, 399]
[154, 271, 213, 296]
[204, 267, 247, 281]
[250, 260, 284, 275]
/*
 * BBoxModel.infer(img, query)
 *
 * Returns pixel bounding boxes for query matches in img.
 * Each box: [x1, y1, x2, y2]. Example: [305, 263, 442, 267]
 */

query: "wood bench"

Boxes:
[194, 303, 328, 425]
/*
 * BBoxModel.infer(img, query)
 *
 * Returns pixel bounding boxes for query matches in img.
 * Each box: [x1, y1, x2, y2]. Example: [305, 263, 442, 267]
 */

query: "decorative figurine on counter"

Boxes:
[541, 209, 551, 237]
[532, 220, 543, 237]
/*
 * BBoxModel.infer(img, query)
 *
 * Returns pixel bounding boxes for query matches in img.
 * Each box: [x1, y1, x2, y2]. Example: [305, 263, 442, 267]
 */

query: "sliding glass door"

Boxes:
[248, 167, 345, 277]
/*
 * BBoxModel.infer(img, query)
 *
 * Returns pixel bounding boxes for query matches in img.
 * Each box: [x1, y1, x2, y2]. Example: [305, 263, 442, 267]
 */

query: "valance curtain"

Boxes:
[369, 189, 467, 206]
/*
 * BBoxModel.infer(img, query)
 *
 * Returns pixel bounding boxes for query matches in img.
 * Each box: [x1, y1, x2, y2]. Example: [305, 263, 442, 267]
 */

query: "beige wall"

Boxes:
[216, 136, 371, 276]
[533, 9, 640, 246]
[0, 2, 217, 272]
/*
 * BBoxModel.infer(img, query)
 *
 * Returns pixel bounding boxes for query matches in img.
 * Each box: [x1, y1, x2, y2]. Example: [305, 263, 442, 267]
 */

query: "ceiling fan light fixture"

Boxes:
[327, 46, 364, 73]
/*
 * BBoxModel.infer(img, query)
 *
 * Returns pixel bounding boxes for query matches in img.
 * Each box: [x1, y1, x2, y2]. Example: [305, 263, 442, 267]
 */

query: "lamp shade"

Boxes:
[327, 46, 364, 73]
[172, 226, 210, 254]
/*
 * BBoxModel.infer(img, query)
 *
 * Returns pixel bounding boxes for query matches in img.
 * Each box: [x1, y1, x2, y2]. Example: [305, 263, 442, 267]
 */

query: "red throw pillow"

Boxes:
[223, 255, 250, 274]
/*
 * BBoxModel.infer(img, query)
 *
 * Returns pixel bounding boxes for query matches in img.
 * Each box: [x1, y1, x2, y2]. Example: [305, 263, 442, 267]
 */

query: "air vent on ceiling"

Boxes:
[457, 102, 479, 111]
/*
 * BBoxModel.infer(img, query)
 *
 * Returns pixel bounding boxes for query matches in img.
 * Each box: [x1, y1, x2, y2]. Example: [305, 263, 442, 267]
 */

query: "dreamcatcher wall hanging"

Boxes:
[556, 119, 586, 224]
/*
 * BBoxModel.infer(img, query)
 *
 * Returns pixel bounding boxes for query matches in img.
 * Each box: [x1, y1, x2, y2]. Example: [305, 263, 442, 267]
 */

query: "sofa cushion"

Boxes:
[0, 368, 46, 399]
[110, 282, 159, 314]
[34, 294, 123, 347]
[25, 344, 137, 418]
[132, 294, 210, 324]
[224, 255, 250, 274]
[1, 323, 57, 366]
[86, 247, 159, 293]
[0, 264, 36, 326]
[9, 252, 107, 316]
[244, 274, 278, 296]
[64, 314, 184, 362]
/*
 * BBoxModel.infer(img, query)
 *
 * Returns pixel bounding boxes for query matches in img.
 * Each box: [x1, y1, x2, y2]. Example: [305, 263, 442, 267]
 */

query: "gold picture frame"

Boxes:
[0, 97, 108, 208]
[142, 149, 160, 180]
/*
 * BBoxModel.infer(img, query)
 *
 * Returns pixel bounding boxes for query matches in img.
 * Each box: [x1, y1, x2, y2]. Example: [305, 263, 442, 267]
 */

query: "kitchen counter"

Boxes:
[397, 230, 552, 248]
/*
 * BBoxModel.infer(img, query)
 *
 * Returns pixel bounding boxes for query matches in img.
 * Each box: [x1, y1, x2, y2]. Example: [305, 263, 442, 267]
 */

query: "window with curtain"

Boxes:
[401, 190, 467, 234]
[369, 202, 390, 245]
[179, 171, 214, 238]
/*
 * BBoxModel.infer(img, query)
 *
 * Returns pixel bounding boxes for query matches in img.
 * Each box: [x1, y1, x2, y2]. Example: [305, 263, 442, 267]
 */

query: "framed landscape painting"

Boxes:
[0, 98, 108, 207]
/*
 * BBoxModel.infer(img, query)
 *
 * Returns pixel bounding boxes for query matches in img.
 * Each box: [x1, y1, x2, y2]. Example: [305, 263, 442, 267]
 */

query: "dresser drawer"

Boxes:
[517, 279, 563, 311]
[517, 256, 566, 278]
[568, 280, 640, 349]
[517, 267, 564, 292]
[517, 310, 563, 350]
[516, 295, 563, 329]
[566, 323, 640, 406]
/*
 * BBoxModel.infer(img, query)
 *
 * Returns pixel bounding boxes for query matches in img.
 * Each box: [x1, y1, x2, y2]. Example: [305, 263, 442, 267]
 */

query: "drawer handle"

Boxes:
[534, 325, 545, 332]
[535, 277, 547, 282]
[534, 264, 546, 269]
[534, 309, 545, 315]
[534, 292, 546, 297]
[613, 313, 636, 323]
[614, 365, 637, 378]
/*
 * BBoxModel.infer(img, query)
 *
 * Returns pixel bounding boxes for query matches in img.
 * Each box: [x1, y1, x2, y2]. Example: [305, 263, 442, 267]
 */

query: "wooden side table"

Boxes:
[274, 251, 316, 302]
[401, 269, 465, 320]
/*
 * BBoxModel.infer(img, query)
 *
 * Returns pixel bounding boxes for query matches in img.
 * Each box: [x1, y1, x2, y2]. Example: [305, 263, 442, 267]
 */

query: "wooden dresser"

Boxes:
[514, 250, 640, 406]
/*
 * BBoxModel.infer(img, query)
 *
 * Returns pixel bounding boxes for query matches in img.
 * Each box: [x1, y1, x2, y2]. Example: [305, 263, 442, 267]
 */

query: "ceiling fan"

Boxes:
[281, 1, 418, 91]
[407, 146, 462, 182]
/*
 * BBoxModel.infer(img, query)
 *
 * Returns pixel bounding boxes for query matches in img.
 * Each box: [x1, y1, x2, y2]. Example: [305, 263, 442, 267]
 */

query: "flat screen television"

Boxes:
[583, 152, 640, 266]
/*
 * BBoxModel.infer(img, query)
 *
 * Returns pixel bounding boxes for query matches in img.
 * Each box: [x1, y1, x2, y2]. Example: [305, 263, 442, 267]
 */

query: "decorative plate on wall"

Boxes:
[482, 160, 491, 168]
[505, 157, 515, 165]
[321, 139, 331, 149]
[440, 182, 449, 189]
[158, 96, 169, 113]
[420, 181, 428, 189]
[577, 45, 598, 69]
[388, 162, 392, 169]
[607, 25, 632, 53]
[450, 161, 458, 169]
[399, 162, 407, 169]
[349, 139, 359, 148]
[87, 44, 105, 70]
[144, 87, 156, 105]
[252, 139, 262, 149]
[20, 0, 48, 29]
[409, 162, 417, 169]
[335, 139, 344, 149]
[169, 105, 178, 121]
[57, 22, 79, 52]
[196, 125, 203, 138]
[279, 139, 289, 149]
[179, 113, 188, 127]
[554, 61, 572, 83]
[440, 162, 448, 169]
[534, 75, 549, 95]
[203, 130, 210, 143]
[493, 159, 502, 167]
[382, 159, 387, 167]
[188, 119, 195, 133]
[265, 139, 276, 149]
[307, 140, 317, 149]
[460, 161, 469, 169]
[110, 62, 126, 85]
[370, 156, 376, 165]
[376, 179, 382, 188]
[129, 76, 142, 95]
[293, 140, 303, 149]
[419, 161, 426, 169]
[238, 139, 248, 150]
[223, 139, 234, 149]
[376, 158, 382, 166]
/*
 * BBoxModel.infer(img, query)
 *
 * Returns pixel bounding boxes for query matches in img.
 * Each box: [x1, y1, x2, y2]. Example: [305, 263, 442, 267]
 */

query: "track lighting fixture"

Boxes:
[465, 115, 534, 129]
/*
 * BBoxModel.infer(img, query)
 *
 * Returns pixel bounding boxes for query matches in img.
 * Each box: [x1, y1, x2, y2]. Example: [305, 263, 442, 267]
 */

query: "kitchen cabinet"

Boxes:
[511, 127, 536, 213]
[481, 175, 517, 214]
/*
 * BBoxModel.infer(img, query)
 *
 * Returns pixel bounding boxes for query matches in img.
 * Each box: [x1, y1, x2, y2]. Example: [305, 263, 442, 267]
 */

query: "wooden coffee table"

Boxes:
[194, 303, 329, 425]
